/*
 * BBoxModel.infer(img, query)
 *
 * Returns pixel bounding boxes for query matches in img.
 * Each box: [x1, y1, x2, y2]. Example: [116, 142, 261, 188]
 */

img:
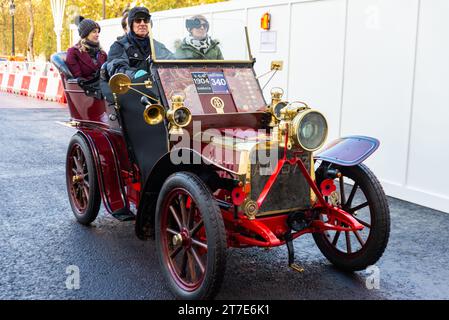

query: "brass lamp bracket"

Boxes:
[271, 61, 284, 71]
[109, 73, 159, 103]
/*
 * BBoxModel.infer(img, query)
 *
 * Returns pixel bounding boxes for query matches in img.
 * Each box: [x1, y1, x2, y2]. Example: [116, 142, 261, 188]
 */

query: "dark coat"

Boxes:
[106, 33, 174, 79]
[66, 45, 107, 79]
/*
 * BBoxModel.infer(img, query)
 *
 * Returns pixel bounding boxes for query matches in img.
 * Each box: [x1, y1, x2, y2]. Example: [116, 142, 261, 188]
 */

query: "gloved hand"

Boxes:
[134, 70, 148, 79]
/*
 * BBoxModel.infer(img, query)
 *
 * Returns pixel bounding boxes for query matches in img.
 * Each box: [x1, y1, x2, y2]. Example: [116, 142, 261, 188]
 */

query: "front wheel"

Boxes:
[155, 172, 227, 300]
[313, 163, 390, 271]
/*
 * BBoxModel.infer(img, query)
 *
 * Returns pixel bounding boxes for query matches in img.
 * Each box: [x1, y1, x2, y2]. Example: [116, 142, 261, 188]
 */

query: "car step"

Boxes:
[111, 208, 135, 221]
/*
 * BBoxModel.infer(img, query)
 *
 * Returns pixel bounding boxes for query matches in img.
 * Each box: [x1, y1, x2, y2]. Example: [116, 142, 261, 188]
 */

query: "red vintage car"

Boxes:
[52, 20, 390, 300]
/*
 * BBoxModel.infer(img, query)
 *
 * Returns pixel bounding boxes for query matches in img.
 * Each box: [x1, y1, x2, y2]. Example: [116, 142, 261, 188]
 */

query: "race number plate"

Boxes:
[191, 72, 229, 94]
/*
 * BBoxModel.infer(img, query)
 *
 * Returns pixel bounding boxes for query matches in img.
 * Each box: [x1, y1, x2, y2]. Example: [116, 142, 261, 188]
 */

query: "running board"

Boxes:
[111, 208, 135, 221]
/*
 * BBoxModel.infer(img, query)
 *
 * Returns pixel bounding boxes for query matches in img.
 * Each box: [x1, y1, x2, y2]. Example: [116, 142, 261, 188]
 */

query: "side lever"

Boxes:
[284, 229, 304, 273]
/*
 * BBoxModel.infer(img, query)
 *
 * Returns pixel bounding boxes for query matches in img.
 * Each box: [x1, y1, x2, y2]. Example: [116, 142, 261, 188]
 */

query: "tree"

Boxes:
[26, 0, 35, 61]
[0, 0, 227, 60]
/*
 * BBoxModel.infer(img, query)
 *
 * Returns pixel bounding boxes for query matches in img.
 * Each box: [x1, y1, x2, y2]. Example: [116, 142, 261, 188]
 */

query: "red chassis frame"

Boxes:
[70, 123, 364, 250]
[223, 129, 364, 249]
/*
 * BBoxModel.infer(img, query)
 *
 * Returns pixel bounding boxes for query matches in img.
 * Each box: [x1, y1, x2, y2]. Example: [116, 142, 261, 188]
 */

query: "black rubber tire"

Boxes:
[66, 133, 101, 225]
[155, 171, 227, 300]
[313, 163, 390, 271]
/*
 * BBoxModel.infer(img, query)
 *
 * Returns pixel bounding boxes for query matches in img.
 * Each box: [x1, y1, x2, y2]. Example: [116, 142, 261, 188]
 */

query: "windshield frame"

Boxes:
[149, 24, 254, 64]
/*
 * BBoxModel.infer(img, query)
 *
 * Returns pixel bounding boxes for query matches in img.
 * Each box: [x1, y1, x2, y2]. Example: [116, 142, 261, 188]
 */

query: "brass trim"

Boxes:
[109, 73, 131, 94]
[143, 104, 165, 125]
[56, 120, 80, 128]
[172, 233, 183, 246]
[270, 61, 284, 71]
[127, 86, 160, 104]
[256, 207, 304, 217]
[310, 156, 317, 205]
[167, 95, 192, 134]
[109, 73, 160, 103]
[210, 97, 225, 114]
[245, 26, 254, 61]
[290, 263, 305, 273]
[153, 59, 255, 64]
[242, 199, 258, 220]
[268, 87, 285, 126]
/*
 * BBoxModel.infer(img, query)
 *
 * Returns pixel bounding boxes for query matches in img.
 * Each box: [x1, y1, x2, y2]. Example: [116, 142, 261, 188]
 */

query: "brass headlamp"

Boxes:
[290, 109, 328, 151]
[271, 99, 327, 151]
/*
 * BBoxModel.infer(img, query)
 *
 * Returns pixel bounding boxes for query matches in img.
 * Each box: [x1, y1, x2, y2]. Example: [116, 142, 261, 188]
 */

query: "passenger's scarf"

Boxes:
[185, 35, 211, 54]
[79, 39, 101, 63]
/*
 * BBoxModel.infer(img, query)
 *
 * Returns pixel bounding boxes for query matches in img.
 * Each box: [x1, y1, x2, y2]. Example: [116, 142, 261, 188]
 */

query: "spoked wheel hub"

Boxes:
[68, 144, 90, 213]
[161, 188, 208, 292]
[66, 133, 101, 225]
[172, 228, 192, 248]
[313, 163, 390, 271]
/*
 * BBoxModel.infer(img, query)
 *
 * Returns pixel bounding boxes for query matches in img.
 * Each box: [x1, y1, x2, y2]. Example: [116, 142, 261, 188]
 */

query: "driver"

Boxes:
[175, 15, 223, 60]
[106, 6, 174, 80]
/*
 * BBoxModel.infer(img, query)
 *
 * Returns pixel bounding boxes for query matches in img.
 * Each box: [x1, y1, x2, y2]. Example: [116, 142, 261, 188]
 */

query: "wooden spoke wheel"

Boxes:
[156, 172, 226, 300]
[66, 133, 101, 225]
[313, 163, 390, 271]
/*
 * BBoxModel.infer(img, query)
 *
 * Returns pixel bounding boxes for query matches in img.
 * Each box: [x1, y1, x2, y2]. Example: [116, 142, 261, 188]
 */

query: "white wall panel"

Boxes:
[407, 0, 449, 206]
[341, 0, 419, 185]
[288, 0, 347, 142]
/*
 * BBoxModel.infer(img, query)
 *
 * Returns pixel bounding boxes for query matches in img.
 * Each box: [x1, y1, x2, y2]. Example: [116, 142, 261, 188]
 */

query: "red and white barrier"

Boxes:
[13, 73, 24, 94]
[20, 75, 31, 96]
[36, 77, 48, 100]
[6, 74, 15, 93]
[45, 74, 62, 102]
[27, 75, 41, 98]
[0, 72, 7, 91]
[0, 61, 66, 104]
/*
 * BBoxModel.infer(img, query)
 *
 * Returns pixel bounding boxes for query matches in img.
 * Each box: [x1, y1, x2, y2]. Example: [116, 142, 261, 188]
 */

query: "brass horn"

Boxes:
[143, 104, 165, 125]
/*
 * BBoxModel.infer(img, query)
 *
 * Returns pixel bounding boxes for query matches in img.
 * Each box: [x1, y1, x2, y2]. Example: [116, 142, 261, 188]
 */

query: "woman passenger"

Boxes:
[66, 17, 107, 80]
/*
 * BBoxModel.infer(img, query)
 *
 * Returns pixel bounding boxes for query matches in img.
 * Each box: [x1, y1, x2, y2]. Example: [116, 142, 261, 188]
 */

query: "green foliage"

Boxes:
[0, 0, 226, 60]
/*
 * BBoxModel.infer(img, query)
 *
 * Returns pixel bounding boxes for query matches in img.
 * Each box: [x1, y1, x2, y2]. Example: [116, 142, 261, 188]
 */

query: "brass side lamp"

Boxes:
[166, 95, 192, 135]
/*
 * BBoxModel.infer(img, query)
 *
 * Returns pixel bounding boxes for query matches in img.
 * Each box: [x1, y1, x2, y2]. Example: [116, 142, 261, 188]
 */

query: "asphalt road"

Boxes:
[0, 92, 448, 300]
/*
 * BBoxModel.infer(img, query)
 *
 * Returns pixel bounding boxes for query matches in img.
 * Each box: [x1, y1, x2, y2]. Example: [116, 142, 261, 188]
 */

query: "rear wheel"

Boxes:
[155, 172, 227, 300]
[66, 133, 101, 225]
[313, 163, 390, 271]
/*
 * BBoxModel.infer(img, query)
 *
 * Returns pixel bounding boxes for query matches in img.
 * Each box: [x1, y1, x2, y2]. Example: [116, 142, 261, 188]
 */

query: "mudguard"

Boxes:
[314, 135, 380, 166]
[77, 128, 128, 213]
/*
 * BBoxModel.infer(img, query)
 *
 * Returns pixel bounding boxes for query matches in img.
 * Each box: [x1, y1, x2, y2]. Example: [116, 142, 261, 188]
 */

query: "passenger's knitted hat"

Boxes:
[77, 16, 101, 39]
